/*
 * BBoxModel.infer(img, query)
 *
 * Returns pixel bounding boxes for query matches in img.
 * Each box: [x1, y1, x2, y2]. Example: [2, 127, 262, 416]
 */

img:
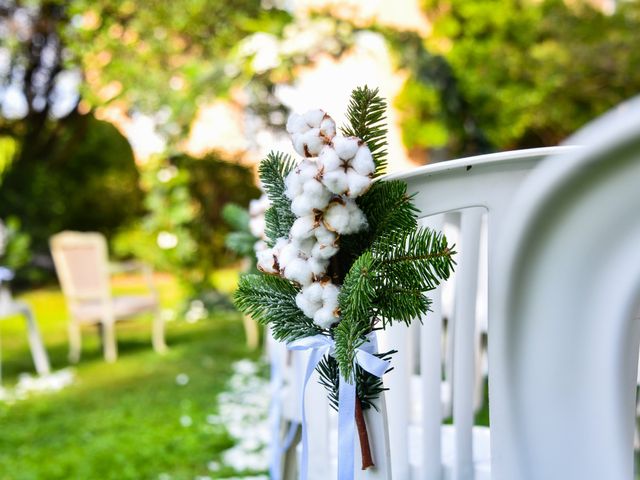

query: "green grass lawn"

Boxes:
[0, 271, 263, 480]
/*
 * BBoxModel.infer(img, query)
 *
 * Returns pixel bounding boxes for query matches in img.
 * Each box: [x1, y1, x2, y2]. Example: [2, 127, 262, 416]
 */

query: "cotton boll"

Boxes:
[320, 116, 336, 139]
[312, 241, 339, 260]
[291, 215, 316, 239]
[284, 170, 304, 199]
[314, 225, 337, 246]
[286, 113, 308, 135]
[333, 136, 360, 160]
[291, 179, 331, 216]
[249, 216, 266, 238]
[293, 237, 315, 257]
[254, 240, 268, 253]
[308, 256, 329, 277]
[318, 145, 341, 172]
[283, 257, 313, 285]
[322, 169, 349, 196]
[295, 290, 321, 318]
[304, 109, 325, 127]
[278, 240, 301, 268]
[249, 195, 269, 216]
[297, 160, 320, 181]
[313, 306, 339, 329]
[321, 283, 340, 308]
[343, 201, 368, 234]
[345, 170, 372, 198]
[300, 129, 325, 157]
[256, 248, 278, 274]
[352, 146, 375, 176]
[303, 282, 324, 303]
[323, 201, 351, 234]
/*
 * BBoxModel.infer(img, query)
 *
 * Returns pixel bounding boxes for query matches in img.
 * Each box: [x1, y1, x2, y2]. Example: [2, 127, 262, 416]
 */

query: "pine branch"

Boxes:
[225, 231, 256, 258]
[222, 203, 251, 233]
[341, 86, 388, 177]
[334, 252, 376, 382]
[370, 226, 455, 327]
[258, 151, 297, 244]
[234, 274, 322, 341]
[317, 350, 395, 412]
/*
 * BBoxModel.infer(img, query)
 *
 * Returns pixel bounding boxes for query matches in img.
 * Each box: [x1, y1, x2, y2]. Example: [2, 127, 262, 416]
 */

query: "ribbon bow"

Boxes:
[287, 333, 390, 480]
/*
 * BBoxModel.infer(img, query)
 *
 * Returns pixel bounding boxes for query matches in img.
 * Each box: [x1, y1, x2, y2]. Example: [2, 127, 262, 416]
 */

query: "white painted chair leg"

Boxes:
[102, 319, 117, 362]
[19, 302, 51, 375]
[68, 318, 82, 363]
[152, 307, 167, 353]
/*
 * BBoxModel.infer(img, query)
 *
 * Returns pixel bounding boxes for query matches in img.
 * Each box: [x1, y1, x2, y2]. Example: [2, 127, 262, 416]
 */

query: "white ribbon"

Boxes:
[337, 334, 389, 480]
[287, 333, 390, 480]
[287, 334, 335, 480]
[269, 335, 285, 480]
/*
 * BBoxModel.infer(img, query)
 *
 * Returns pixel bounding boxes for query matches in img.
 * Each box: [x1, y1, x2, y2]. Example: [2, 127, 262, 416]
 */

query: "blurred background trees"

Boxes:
[1, 0, 639, 290]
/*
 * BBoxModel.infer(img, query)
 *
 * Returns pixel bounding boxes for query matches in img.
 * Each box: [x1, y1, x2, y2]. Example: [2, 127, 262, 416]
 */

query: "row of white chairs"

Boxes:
[271, 95, 640, 479]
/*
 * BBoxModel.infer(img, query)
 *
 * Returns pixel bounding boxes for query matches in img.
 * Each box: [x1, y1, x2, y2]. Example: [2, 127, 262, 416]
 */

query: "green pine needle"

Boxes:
[258, 151, 297, 244]
[234, 274, 322, 341]
[334, 252, 377, 382]
[341, 86, 388, 176]
[222, 203, 251, 233]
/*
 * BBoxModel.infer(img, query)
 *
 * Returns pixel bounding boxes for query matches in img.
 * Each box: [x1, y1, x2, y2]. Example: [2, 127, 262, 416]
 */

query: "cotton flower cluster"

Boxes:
[256, 109, 376, 329]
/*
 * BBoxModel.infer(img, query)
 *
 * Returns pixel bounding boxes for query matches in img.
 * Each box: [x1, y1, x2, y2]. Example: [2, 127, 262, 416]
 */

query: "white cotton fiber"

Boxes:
[284, 170, 304, 199]
[318, 146, 341, 172]
[295, 290, 321, 318]
[320, 116, 336, 139]
[323, 201, 351, 234]
[352, 146, 375, 176]
[308, 256, 329, 277]
[256, 248, 277, 274]
[313, 306, 338, 329]
[346, 170, 372, 198]
[333, 136, 360, 160]
[304, 109, 325, 127]
[249, 216, 266, 238]
[290, 179, 332, 216]
[314, 225, 337, 246]
[322, 169, 349, 196]
[286, 113, 308, 135]
[312, 241, 338, 260]
[292, 237, 315, 257]
[304, 282, 324, 303]
[283, 257, 313, 285]
[290, 215, 316, 239]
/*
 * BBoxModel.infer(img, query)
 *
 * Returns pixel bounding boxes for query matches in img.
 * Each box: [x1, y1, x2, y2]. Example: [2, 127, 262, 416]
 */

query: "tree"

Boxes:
[391, 0, 640, 156]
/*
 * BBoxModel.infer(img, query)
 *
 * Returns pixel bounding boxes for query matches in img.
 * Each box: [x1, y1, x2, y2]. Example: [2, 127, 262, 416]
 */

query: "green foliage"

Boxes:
[341, 86, 388, 176]
[235, 274, 322, 341]
[0, 114, 143, 285]
[390, 0, 640, 156]
[317, 349, 395, 412]
[114, 153, 259, 292]
[0, 217, 32, 272]
[222, 204, 251, 234]
[333, 253, 376, 382]
[258, 151, 297, 244]
[0, 279, 261, 479]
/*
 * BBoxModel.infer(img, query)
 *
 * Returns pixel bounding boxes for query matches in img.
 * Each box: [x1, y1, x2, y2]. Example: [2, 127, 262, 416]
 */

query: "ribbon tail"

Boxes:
[338, 374, 356, 480]
[269, 339, 284, 479]
[298, 348, 326, 480]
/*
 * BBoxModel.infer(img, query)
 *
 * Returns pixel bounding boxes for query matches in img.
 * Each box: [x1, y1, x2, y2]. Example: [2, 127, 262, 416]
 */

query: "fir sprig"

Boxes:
[235, 274, 322, 341]
[334, 252, 377, 382]
[259, 151, 297, 244]
[341, 86, 388, 176]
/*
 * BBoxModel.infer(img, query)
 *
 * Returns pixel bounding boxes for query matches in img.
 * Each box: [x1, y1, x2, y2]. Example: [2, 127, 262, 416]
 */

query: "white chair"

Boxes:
[491, 96, 640, 479]
[0, 285, 51, 383]
[379, 146, 579, 479]
[50, 231, 166, 363]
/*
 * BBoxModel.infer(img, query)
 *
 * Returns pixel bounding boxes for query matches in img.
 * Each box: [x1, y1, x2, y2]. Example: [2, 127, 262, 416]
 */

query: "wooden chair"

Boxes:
[50, 231, 166, 363]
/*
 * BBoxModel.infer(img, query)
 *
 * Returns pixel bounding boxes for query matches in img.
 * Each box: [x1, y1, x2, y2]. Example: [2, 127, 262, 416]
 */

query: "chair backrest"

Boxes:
[492, 97, 640, 479]
[50, 231, 111, 302]
[378, 146, 578, 479]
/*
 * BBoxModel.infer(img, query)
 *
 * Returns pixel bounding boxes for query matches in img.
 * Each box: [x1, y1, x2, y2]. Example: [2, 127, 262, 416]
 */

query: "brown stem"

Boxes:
[355, 396, 374, 470]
